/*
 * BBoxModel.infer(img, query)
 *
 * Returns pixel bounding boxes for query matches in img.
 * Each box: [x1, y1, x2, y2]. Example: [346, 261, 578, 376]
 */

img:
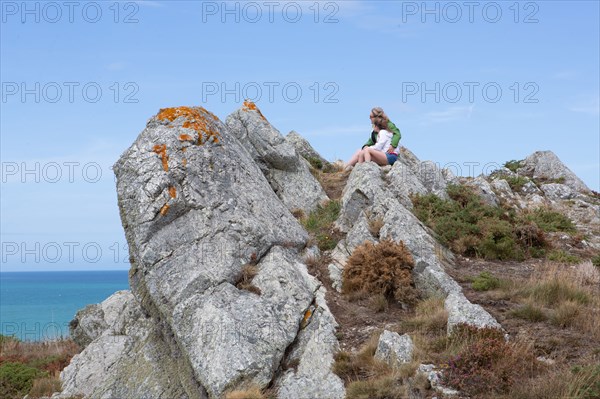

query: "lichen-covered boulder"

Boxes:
[226, 102, 328, 213]
[61, 106, 344, 399]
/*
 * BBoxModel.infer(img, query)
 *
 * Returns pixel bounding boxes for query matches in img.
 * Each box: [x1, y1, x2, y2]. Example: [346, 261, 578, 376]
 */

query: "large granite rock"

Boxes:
[60, 106, 343, 399]
[518, 151, 589, 192]
[226, 102, 328, 213]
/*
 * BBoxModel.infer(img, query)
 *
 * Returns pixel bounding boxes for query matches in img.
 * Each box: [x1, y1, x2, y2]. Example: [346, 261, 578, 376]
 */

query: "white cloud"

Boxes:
[420, 105, 474, 125]
[569, 95, 600, 116]
[107, 62, 127, 71]
[552, 70, 578, 80]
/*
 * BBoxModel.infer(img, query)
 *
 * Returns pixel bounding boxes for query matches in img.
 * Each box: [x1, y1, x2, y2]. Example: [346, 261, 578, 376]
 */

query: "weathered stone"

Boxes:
[518, 151, 589, 192]
[374, 330, 414, 367]
[445, 292, 502, 333]
[275, 287, 345, 399]
[60, 106, 343, 399]
[226, 104, 328, 213]
[522, 181, 541, 195]
[285, 130, 329, 168]
[69, 304, 107, 348]
[418, 364, 459, 396]
[59, 291, 192, 399]
[491, 178, 514, 199]
[466, 176, 498, 206]
[541, 183, 577, 200]
[335, 162, 383, 232]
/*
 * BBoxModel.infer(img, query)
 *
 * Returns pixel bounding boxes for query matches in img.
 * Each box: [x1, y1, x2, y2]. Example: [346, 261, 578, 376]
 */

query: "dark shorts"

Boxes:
[386, 153, 398, 165]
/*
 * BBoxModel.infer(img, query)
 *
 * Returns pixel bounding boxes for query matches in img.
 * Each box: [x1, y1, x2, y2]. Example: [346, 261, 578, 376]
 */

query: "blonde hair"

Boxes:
[370, 107, 390, 132]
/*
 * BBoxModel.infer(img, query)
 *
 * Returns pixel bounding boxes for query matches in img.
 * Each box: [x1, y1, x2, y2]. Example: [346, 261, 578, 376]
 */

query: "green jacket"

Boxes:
[362, 121, 401, 149]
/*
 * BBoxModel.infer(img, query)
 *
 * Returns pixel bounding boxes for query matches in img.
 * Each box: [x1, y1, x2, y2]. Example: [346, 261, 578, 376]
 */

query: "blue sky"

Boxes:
[1, 0, 599, 271]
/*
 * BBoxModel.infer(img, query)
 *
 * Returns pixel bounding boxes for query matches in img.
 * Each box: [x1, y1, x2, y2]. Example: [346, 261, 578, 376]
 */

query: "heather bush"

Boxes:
[443, 326, 539, 396]
[342, 239, 418, 305]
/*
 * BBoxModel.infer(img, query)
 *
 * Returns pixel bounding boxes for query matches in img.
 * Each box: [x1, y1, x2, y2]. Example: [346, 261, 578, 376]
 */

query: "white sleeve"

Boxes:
[369, 130, 392, 151]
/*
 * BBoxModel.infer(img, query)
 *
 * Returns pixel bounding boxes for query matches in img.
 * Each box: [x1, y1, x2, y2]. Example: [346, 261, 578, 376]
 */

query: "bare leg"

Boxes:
[345, 149, 362, 168]
[358, 148, 367, 163]
[366, 148, 389, 166]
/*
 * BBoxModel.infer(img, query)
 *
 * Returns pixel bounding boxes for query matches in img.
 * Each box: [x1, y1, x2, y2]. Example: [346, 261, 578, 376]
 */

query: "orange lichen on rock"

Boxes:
[153, 144, 169, 171]
[169, 186, 177, 198]
[157, 106, 220, 146]
[179, 134, 193, 141]
[242, 100, 267, 121]
[160, 204, 170, 216]
[182, 158, 187, 167]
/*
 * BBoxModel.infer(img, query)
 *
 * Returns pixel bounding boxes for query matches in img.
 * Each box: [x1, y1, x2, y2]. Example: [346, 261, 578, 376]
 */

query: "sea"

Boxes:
[0, 270, 130, 341]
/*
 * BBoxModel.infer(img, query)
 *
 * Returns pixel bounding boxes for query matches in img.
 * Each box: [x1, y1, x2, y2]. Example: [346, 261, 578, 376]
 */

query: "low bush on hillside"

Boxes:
[443, 326, 540, 396]
[471, 272, 502, 291]
[0, 335, 80, 399]
[342, 239, 418, 305]
[411, 183, 577, 261]
[504, 159, 523, 173]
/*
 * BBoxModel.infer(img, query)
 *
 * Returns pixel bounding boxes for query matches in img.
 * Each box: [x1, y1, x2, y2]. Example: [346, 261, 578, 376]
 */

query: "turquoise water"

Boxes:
[0, 271, 129, 341]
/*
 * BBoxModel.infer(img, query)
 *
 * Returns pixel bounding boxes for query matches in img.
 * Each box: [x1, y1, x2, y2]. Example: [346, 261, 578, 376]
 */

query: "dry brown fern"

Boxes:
[342, 239, 418, 305]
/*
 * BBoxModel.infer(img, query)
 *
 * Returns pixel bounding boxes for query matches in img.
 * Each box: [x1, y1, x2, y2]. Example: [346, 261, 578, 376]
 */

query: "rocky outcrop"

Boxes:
[59, 106, 343, 399]
[285, 130, 329, 168]
[517, 150, 589, 192]
[466, 176, 498, 206]
[330, 160, 501, 333]
[226, 102, 328, 214]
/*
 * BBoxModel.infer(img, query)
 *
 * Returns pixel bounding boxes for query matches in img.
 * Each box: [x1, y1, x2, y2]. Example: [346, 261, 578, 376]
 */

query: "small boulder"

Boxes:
[374, 330, 414, 368]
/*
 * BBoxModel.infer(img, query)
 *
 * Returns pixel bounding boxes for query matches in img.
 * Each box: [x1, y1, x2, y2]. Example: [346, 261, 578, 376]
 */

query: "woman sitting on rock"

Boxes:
[345, 107, 401, 170]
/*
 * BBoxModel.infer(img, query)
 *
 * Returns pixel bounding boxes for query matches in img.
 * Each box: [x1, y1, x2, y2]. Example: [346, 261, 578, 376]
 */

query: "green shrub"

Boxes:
[411, 184, 539, 260]
[301, 200, 342, 251]
[471, 272, 501, 291]
[505, 175, 530, 192]
[526, 208, 575, 233]
[591, 255, 600, 268]
[504, 160, 523, 173]
[547, 250, 581, 264]
[0, 362, 46, 399]
[306, 157, 323, 170]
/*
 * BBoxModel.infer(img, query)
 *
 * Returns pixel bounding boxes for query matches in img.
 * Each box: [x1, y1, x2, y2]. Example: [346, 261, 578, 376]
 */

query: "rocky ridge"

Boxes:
[52, 103, 598, 399]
